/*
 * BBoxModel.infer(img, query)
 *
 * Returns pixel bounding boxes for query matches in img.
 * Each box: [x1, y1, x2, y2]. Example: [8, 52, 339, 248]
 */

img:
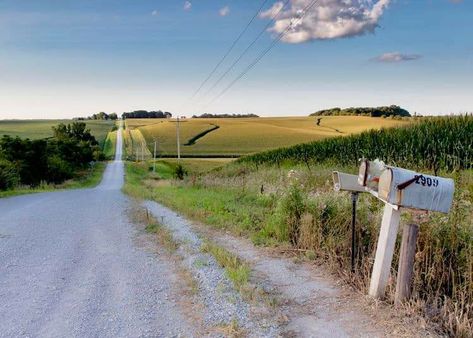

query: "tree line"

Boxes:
[310, 105, 411, 118]
[75, 112, 118, 120]
[191, 113, 259, 118]
[122, 110, 172, 119]
[0, 122, 104, 191]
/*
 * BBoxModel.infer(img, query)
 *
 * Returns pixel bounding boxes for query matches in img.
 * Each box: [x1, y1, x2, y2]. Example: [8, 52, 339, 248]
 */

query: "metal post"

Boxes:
[176, 116, 181, 161]
[153, 140, 157, 173]
[351, 192, 359, 273]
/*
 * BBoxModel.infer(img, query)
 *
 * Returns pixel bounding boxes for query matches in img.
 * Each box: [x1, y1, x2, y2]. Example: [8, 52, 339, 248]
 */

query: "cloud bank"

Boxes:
[374, 52, 422, 63]
[260, 0, 391, 43]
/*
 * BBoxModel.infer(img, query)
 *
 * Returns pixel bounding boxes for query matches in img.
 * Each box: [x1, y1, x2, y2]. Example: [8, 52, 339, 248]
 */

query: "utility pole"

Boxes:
[153, 140, 157, 173]
[176, 116, 181, 161]
[141, 141, 145, 162]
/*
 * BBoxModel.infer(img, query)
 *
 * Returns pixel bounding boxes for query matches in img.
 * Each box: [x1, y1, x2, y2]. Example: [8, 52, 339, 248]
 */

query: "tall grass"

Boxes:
[240, 116, 473, 173]
[129, 160, 472, 336]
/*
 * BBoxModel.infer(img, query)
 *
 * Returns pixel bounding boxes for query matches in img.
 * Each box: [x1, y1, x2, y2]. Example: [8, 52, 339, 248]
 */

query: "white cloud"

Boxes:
[151, 10, 159, 16]
[260, 0, 391, 43]
[374, 52, 422, 63]
[219, 6, 230, 17]
[184, 1, 192, 11]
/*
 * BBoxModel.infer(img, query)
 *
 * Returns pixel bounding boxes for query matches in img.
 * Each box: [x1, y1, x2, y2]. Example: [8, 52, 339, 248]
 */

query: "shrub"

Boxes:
[46, 155, 74, 184]
[173, 164, 187, 180]
[0, 159, 20, 190]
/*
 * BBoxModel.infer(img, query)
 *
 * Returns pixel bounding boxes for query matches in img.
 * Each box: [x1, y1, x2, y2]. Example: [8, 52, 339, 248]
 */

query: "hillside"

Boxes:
[126, 116, 408, 157]
[239, 115, 473, 172]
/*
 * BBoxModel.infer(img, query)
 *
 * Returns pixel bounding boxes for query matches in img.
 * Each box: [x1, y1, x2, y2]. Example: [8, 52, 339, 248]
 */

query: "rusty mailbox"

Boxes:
[377, 166, 455, 214]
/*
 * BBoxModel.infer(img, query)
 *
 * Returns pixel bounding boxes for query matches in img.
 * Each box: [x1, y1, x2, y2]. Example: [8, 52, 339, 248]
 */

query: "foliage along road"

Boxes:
[0, 125, 195, 337]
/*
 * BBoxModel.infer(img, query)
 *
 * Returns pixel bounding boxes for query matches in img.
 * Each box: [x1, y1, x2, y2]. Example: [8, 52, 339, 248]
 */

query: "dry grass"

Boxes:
[214, 319, 247, 338]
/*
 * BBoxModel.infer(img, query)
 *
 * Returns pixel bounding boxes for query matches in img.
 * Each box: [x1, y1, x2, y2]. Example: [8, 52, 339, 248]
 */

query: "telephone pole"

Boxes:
[153, 140, 157, 173]
[176, 116, 181, 161]
[141, 141, 145, 161]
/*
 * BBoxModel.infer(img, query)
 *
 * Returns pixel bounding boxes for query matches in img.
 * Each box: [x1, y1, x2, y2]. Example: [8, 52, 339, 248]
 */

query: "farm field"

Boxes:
[0, 120, 115, 145]
[126, 115, 473, 336]
[127, 116, 409, 156]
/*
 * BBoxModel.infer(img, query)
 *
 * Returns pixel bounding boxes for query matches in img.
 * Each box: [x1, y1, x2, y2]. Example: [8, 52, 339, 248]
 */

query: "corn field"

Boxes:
[240, 115, 473, 173]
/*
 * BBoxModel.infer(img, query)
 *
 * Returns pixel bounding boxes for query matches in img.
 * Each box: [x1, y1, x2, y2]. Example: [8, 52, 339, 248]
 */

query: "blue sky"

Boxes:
[0, 0, 471, 119]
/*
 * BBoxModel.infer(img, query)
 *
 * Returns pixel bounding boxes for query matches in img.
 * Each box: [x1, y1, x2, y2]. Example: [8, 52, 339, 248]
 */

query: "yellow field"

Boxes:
[126, 116, 409, 156]
[123, 127, 153, 160]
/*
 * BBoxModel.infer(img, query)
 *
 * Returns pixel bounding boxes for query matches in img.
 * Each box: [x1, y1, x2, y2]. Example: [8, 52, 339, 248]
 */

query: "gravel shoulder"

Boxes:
[143, 199, 439, 338]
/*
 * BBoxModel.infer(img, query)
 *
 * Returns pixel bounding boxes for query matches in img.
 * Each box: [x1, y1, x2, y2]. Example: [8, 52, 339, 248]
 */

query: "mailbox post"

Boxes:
[335, 161, 455, 300]
[364, 163, 454, 299]
[332, 172, 366, 273]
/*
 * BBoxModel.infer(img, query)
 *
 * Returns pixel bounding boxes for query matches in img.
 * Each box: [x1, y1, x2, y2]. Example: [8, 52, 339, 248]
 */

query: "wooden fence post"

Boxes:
[395, 223, 419, 304]
[369, 204, 401, 298]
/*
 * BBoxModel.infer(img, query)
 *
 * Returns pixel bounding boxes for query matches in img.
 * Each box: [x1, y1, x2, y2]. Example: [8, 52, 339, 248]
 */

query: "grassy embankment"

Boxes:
[0, 120, 115, 197]
[126, 116, 409, 157]
[124, 115, 473, 337]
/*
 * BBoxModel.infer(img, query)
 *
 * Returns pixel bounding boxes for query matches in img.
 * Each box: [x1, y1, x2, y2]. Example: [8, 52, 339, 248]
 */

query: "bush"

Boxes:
[0, 159, 20, 190]
[173, 164, 187, 180]
[47, 155, 74, 184]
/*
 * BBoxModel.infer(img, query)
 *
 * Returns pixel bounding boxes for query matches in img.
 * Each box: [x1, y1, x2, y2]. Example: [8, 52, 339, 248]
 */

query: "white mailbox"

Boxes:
[358, 159, 386, 192]
[378, 166, 455, 213]
[333, 171, 366, 193]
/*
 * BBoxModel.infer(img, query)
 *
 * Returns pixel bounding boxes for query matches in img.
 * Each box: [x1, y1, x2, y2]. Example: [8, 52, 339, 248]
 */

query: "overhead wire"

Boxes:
[177, 0, 273, 116]
[199, 0, 291, 101]
[205, 0, 320, 107]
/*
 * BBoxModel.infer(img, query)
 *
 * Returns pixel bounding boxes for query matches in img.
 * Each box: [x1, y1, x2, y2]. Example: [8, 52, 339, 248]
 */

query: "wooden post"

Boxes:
[369, 204, 401, 298]
[395, 223, 419, 304]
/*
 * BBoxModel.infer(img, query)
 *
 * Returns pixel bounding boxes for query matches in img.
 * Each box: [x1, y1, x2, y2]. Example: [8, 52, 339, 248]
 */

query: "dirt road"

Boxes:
[0, 127, 195, 337]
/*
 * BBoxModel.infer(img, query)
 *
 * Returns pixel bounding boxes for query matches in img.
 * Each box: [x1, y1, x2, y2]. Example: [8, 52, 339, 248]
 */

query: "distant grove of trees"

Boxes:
[310, 105, 411, 118]
[75, 112, 118, 121]
[192, 113, 259, 118]
[0, 122, 104, 191]
[121, 110, 172, 119]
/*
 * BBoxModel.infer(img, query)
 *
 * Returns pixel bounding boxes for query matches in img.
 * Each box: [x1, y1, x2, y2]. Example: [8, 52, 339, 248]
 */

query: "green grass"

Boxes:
[201, 240, 250, 290]
[0, 162, 107, 198]
[0, 120, 114, 146]
[128, 116, 409, 156]
[124, 158, 473, 337]
[103, 131, 117, 159]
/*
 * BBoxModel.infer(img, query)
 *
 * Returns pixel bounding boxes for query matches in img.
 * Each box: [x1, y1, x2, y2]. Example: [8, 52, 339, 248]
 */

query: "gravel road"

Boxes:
[0, 127, 195, 337]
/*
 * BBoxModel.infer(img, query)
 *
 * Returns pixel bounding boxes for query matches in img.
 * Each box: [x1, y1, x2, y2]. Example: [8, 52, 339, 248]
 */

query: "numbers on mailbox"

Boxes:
[415, 175, 439, 188]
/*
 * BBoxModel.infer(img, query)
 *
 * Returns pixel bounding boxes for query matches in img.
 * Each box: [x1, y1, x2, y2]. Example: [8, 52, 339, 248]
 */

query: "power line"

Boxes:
[187, 0, 272, 102]
[200, 0, 291, 101]
[206, 0, 320, 107]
